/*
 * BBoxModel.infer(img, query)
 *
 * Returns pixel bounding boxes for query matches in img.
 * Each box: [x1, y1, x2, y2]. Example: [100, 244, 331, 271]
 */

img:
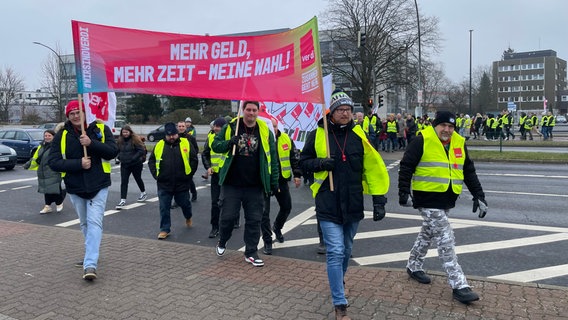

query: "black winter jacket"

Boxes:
[49, 121, 118, 198]
[117, 137, 145, 166]
[398, 133, 484, 209]
[148, 137, 198, 193]
[299, 118, 366, 224]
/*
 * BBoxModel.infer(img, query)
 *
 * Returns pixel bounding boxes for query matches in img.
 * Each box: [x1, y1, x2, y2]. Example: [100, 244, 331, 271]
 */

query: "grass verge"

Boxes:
[469, 150, 568, 163]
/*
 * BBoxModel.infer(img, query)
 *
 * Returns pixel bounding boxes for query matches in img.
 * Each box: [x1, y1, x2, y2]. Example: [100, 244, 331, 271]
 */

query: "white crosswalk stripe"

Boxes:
[259, 208, 568, 283]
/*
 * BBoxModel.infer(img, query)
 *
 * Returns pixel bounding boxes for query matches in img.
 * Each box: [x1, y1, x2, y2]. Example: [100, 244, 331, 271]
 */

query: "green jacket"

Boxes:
[211, 117, 279, 194]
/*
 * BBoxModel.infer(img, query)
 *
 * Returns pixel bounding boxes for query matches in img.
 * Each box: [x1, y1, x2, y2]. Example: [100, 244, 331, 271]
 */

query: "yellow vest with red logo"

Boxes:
[153, 138, 191, 177]
[412, 126, 465, 194]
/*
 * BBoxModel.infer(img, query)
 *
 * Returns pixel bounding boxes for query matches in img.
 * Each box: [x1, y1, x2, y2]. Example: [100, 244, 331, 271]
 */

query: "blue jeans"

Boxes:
[68, 188, 108, 270]
[320, 220, 359, 306]
[158, 188, 192, 233]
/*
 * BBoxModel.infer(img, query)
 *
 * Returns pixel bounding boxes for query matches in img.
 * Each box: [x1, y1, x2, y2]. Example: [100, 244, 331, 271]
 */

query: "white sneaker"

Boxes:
[56, 204, 64, 212]
[116, 199, 126, 209]
[137, 192, 147, 202]
[40, 205, 52, 214]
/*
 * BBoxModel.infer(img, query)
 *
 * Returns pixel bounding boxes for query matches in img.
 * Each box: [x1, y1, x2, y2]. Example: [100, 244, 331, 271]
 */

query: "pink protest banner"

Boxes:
[71, 17, 325, 104]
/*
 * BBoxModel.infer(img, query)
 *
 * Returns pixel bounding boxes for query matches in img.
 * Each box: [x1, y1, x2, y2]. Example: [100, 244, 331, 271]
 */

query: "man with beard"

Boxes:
[398, 111, 487, 304]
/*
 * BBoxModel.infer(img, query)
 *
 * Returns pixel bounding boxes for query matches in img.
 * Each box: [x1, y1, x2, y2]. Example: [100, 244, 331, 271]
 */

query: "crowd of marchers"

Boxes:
[26, 95, 492, 320]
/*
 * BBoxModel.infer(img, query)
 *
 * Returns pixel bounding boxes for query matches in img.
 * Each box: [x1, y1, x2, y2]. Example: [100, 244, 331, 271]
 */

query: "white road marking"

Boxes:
[478, 173, 568, 179]
[11, 185, 32, 190]
[489, 264, 568, 282]
[0, 177, 37, 186]
[353, 233, 568, 266]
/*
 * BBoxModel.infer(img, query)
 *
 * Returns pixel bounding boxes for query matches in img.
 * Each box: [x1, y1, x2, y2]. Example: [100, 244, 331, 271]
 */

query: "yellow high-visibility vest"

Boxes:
[277, 132, 293, 179]
[311, 125, 389, 198]
[411, 126, 465, 194]
[207, 132, 223, 173]
[60, 123, 110, 177]
[153, 137, 191, 177]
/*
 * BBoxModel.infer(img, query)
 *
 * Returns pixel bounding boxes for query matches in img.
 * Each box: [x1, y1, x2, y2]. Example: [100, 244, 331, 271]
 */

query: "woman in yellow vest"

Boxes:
[24, 129, 66, 214]
[398, 111, 487, 304]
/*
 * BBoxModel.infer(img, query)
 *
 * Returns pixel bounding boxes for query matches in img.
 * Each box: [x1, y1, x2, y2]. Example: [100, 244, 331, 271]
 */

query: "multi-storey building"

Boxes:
[492, 50, 567, 115]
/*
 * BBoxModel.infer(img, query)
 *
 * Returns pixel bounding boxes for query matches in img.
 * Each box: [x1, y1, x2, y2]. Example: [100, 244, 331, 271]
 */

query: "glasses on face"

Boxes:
[335, 108, 352, 114]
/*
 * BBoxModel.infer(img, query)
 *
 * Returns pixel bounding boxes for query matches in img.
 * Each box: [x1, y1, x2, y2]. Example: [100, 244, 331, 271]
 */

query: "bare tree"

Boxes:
[320, 0, 440, 110]
[420, 61, 451, 108]
[39, 45, 68, 122]
[0, 67, 25, 122]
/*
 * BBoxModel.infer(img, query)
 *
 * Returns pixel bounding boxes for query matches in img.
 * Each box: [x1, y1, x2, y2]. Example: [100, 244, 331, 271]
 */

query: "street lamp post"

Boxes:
[33, 41, 68, 121]
[469, 30, 473, 116]
[414, 0, 423, 118]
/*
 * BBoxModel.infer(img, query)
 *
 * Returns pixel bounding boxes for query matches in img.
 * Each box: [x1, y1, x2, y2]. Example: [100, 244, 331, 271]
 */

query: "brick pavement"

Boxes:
[0, 220, 567, 319]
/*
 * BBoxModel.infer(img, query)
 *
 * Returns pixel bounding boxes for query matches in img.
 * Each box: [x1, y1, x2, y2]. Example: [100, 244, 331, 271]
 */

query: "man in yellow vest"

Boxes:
[398, 110, 487, 304]
[48, 100, 118, 281]
[212, 101, 279, 268]
[300, 90, 389, 320]
[201, 117, 227, 238]
[260, 118, 302, 255]
[148, 122, 197, 240]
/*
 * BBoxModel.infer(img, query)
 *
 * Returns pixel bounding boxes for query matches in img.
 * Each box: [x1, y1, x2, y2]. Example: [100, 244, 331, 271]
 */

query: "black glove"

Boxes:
[269, 185, 279, 196]
[472, 197, 488, 218]
[228, 135, 239, 147]
[372, 195, 387, 221]
[319, 158, 335, 171]
[398, 190, 412, 207]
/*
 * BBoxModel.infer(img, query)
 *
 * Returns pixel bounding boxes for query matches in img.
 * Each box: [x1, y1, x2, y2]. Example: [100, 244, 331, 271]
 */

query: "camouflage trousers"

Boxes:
[406, 208, 469, 289]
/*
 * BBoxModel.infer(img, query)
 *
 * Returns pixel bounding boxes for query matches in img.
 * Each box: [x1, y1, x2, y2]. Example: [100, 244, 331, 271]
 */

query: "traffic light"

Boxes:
[378, 95, 384, 108]
[357, 31, 366, 48]
[368, 98, 373, 109]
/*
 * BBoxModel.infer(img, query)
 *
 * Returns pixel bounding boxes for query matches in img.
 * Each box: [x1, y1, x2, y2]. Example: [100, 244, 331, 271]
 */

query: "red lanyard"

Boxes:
[331, 130, 348, 162]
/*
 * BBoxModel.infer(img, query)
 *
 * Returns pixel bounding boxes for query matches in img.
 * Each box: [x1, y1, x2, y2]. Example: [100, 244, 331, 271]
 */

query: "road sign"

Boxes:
[507, 102, 517, 111]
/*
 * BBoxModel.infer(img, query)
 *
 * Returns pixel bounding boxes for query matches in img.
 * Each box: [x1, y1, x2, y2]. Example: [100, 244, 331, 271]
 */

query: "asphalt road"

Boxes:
[1, 156, 568, 287]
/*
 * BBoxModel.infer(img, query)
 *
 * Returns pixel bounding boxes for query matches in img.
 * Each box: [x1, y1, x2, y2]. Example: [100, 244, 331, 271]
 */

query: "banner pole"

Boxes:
[78, 94, 88, 157]
[321, 105, 334, 192]
[232, 100, 244, 156]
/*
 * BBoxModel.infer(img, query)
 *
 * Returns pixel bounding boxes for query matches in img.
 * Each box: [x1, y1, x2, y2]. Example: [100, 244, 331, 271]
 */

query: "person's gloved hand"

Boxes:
[228, 135, 239, 147]
[473, 196, 488, 218]
[372, 195, 387, 221]
[398, 190, 413, 207]
[269, 185, 279, 197]
[319, 158, 335, 171]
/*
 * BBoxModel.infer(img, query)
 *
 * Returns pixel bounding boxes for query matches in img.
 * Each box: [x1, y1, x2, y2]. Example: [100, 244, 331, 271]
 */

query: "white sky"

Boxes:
[2, 0, 566, 90]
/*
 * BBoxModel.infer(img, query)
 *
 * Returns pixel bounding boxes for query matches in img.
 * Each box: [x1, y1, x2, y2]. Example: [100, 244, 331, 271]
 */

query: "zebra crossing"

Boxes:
[253, 206, 568, 284]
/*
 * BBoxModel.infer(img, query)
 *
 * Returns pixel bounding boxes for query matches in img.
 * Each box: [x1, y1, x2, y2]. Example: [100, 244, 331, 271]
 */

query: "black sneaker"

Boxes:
[208, 228, 219, 238]
[244, 255, 264, 267]
[83, 267, 97, 281]
[453, 287, 479, 304]
[216, 242, 226, 256]
[273, 226, 284, 243]
[263, 242, 273, 255]
[406, 268, 431, 284]
[74, 261, 83, 268]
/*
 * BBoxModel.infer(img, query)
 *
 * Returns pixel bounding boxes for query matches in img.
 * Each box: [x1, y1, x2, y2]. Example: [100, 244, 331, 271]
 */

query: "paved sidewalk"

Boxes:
[0, 220, 566, 320]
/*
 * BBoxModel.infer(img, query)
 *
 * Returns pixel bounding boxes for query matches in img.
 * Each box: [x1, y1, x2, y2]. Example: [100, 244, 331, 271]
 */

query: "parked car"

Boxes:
[36, 122, 59, 130]
[146, 124, 166, 142]
[111, 120, 127, 138]
[555, 115, 567, 123]
[0, 128, 44, 161]
[0, 144, 18, 170]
